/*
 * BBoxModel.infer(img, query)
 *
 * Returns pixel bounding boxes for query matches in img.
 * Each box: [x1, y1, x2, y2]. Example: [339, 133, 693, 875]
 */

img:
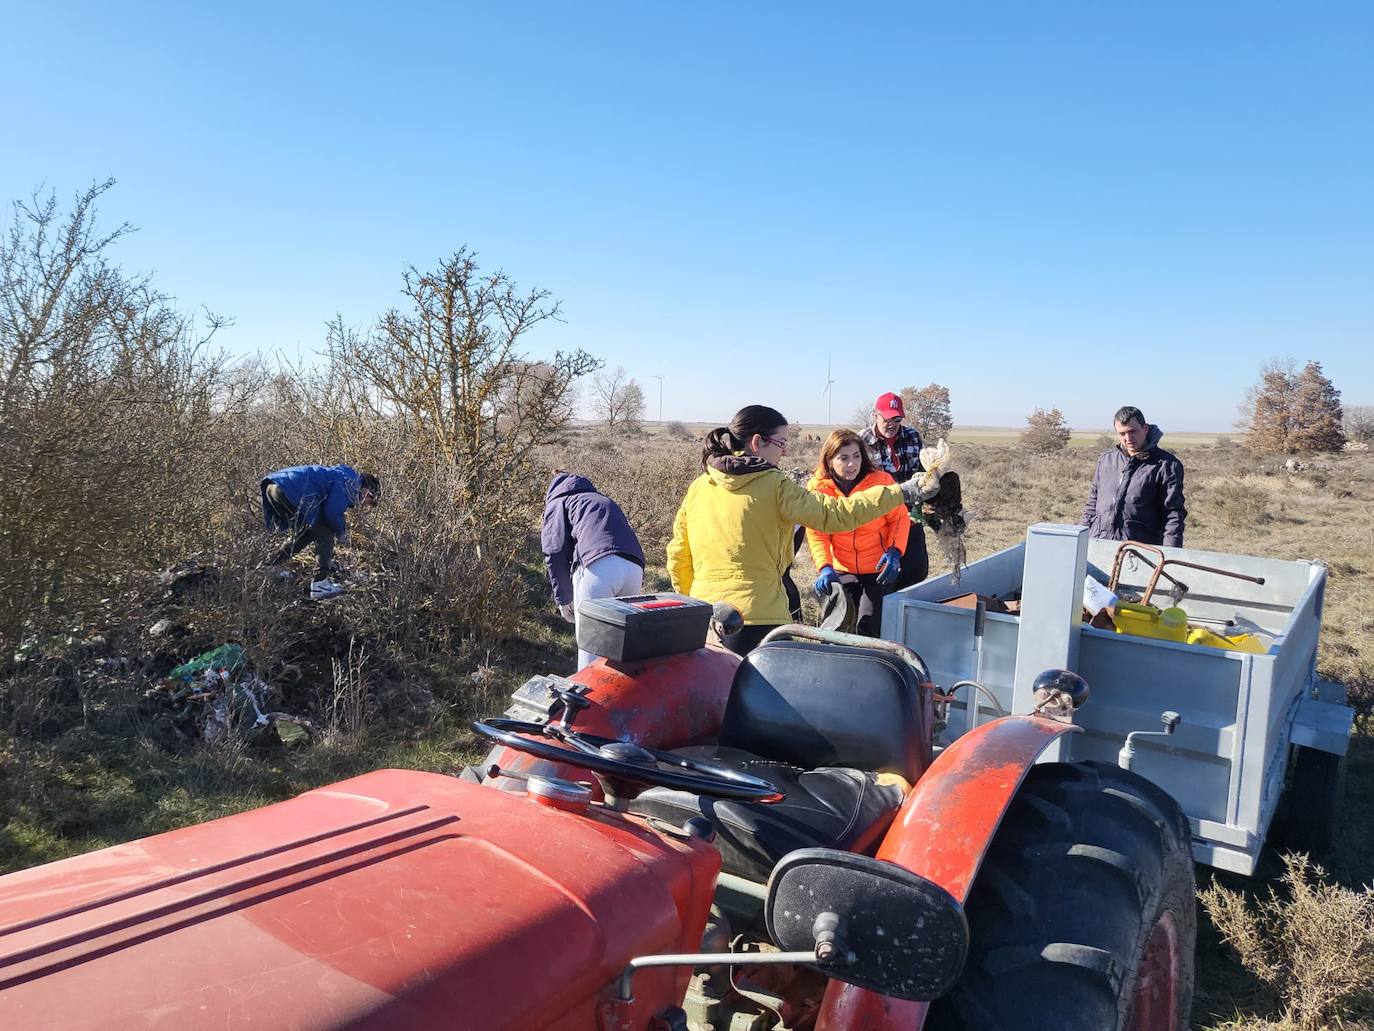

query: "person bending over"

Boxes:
[262, 464, 380, 600]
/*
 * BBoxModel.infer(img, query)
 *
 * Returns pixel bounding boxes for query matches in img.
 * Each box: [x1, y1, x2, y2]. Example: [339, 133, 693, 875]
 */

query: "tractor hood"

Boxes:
[0, 770, 719, 1030]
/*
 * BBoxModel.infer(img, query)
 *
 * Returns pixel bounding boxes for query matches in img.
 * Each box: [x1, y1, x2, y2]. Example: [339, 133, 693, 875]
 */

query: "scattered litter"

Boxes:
[168, 644, 247, 683]
[151, 643, 314, 745]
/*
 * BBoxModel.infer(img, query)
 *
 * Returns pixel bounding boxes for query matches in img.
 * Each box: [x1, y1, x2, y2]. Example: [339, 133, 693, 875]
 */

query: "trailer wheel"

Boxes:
[1281, 745, 1344, 856]
[925, 760, 1196, 1031]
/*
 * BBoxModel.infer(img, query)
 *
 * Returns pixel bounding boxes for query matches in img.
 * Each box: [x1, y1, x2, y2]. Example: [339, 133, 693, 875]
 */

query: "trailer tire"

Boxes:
[1281, 745, 1344, 856]
[925, 760, 1196, 1031]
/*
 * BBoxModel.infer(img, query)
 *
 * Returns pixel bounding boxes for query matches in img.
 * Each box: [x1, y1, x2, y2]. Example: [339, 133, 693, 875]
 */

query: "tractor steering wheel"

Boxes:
[471, 718, 785, 802]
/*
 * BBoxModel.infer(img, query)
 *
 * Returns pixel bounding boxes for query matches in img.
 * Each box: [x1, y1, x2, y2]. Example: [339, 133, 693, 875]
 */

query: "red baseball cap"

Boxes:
[874, 392, 904, 418]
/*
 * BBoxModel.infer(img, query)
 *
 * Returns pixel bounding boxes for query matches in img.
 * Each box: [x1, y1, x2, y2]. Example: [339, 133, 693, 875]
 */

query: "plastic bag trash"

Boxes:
[168, 644, 247, 683]
[1083, 576, 1119, 617]
[915, 438, 952, 495]
[275, 720, 310, 745]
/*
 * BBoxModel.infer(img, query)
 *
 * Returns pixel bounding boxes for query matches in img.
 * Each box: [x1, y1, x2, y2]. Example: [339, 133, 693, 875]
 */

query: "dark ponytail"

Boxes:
[701, 405, 788, 470]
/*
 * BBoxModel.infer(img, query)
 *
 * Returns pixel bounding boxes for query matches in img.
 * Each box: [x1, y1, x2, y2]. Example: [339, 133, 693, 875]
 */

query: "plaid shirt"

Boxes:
[860, 424, 924, 481]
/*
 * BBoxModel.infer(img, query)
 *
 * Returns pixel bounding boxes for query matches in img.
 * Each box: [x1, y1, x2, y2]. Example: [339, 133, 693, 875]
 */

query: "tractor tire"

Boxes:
[1280, 744, 1344, 856]
[925, 760, 1196, 1031]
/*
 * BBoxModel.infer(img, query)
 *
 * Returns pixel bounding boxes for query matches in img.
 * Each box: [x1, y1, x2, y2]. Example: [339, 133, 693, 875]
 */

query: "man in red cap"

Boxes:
[859, 391, 929, 587]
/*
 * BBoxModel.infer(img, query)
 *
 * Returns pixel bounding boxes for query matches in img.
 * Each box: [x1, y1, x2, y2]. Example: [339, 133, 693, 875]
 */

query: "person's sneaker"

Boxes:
[309, 578, 346, 601]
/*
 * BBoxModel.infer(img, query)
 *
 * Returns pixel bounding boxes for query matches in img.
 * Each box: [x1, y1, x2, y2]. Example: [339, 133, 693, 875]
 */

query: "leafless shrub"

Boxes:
[326, 637, 371, 739]
[1200, 853, 1374, 1029]
[0, 181, 262, 656]
[1020, 407, 1071, 453]
[664, 420, 693, 441]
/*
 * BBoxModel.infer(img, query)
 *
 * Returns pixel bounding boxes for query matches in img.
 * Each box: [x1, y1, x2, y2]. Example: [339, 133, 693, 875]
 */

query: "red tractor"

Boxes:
[0, 598, 1194, 1030]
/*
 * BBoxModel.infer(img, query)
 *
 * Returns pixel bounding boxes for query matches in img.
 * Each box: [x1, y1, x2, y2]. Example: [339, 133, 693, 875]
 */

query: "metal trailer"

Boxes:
[883, 523, 1355, 876]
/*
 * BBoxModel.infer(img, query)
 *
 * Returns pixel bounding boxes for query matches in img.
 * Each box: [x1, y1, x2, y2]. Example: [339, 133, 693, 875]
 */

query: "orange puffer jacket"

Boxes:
[806, 469, 911, 574]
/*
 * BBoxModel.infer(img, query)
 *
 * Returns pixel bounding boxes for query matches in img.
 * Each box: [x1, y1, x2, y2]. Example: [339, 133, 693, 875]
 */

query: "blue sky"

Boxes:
[3, 2, 1370, 430]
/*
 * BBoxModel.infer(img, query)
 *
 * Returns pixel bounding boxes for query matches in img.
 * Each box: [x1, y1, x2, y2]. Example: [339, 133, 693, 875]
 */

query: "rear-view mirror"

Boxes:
[765, 848, 968, 1002]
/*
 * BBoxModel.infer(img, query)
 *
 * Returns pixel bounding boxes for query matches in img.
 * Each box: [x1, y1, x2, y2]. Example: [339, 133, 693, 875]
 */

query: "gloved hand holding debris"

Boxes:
[898, 474, 943, 506]
[896, 438, 952, 506]
[813, 565, 839, 597]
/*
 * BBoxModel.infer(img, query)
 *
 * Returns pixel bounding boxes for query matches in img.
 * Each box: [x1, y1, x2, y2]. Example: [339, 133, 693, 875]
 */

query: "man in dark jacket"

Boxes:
[262, 464, 380, 599]
[541, 472, 646, 668]
[859, 391, 929, 587]
[1081, 406, 1186, 548]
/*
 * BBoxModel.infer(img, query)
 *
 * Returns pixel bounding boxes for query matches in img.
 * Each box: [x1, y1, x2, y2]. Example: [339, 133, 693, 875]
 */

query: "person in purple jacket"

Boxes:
[541, 472, 646, 668]
[261, 464, 380, 599]
[1081, 406, 1187, 548]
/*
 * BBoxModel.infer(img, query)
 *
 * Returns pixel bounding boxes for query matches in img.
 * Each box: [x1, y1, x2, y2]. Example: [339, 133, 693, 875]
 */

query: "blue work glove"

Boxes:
[813, 565, 839, 597]
[875, 547, 902, 586]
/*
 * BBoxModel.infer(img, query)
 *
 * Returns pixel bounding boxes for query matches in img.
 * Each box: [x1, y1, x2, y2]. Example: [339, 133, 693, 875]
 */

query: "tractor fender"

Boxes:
[816, 715, 1080, 1031]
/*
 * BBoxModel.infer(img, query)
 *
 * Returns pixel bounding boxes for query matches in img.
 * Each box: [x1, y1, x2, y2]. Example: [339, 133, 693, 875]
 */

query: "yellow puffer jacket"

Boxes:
[667, 464, 905, 626]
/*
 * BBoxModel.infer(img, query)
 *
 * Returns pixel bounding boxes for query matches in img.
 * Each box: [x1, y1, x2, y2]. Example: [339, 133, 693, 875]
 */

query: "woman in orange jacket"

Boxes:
[806, 429, 911, 637]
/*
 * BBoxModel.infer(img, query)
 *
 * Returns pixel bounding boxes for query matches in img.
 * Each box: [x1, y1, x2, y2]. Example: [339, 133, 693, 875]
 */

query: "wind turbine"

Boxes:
[652, 364, 665, 423]
[822, 355, 834, 426]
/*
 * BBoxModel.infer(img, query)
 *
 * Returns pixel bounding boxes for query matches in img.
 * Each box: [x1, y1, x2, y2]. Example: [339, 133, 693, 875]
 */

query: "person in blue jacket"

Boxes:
[541, 471, 645, 668]
[261, 464, 380, 599]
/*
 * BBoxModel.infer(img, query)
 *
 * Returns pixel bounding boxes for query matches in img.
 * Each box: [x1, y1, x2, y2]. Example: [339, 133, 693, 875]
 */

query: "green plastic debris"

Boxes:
[275, 720, 310, 746]
[168, 643, 248, 683]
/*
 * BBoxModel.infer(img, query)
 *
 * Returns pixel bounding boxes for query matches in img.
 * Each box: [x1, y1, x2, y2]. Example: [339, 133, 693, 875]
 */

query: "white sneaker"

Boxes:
[310, 578, 345, 600]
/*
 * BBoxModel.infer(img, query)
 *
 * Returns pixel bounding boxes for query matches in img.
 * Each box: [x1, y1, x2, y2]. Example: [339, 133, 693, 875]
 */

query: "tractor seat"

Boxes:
[630, 746, 907, 881]
[629, 640, 931, 882]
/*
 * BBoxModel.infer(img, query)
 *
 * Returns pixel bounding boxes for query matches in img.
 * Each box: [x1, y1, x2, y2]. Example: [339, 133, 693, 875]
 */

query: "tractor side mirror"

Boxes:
[765, 848, 968, 1002]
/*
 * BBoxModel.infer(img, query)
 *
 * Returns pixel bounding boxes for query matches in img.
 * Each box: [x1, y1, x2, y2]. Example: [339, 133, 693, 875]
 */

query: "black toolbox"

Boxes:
[576, 593, 713, 662]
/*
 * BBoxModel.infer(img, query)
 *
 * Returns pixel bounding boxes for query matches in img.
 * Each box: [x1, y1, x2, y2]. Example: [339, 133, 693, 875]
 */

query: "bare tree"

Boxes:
[900, 383, 954, 441]
[1344, 404, 1374, 444]
[329, 249, 600, 475]
[1020, 406, 1071, 453]
[590, 365, 645, 428]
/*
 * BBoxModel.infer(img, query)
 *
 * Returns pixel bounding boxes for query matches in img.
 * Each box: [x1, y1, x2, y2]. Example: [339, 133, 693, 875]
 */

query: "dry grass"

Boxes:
[3, 410, 1373, 1028]
[580, 435, 1374, 1030]
[1201, 853, 1374, 1030]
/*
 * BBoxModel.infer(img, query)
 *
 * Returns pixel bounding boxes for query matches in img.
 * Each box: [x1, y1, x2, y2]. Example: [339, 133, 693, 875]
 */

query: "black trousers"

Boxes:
[265, 483, 334, 580]
[721, 624, 778, 657]
[893, 523, 929, 590]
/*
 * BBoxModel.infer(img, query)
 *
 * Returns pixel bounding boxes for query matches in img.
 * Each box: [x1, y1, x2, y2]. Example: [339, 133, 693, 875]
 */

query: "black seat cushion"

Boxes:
[629, 746, 907, 882]
[719, 640, 930, 783]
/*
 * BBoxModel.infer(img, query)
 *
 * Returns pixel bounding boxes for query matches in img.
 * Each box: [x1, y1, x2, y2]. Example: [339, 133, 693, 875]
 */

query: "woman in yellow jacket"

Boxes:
[668, 405, 931, 655]
[806, 429, 911, 638]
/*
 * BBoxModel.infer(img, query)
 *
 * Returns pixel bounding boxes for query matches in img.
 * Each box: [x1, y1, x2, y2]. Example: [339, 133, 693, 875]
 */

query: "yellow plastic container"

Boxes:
[1185, 627, 1269, 654]
[1113, 602, 1189, 643]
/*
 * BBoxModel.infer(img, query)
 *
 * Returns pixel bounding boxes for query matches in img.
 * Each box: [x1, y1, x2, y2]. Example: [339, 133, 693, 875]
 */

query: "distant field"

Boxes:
[623, 420, 1241, 449]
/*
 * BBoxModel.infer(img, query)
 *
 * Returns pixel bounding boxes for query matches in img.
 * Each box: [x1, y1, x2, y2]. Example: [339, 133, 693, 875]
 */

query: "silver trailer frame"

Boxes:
[883, 523, 1354, 875]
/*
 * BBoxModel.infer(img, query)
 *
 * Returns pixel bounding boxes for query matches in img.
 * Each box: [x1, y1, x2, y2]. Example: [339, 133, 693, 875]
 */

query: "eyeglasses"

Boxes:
[761, 434, 790, 454]
[877, 414, 903, 423]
